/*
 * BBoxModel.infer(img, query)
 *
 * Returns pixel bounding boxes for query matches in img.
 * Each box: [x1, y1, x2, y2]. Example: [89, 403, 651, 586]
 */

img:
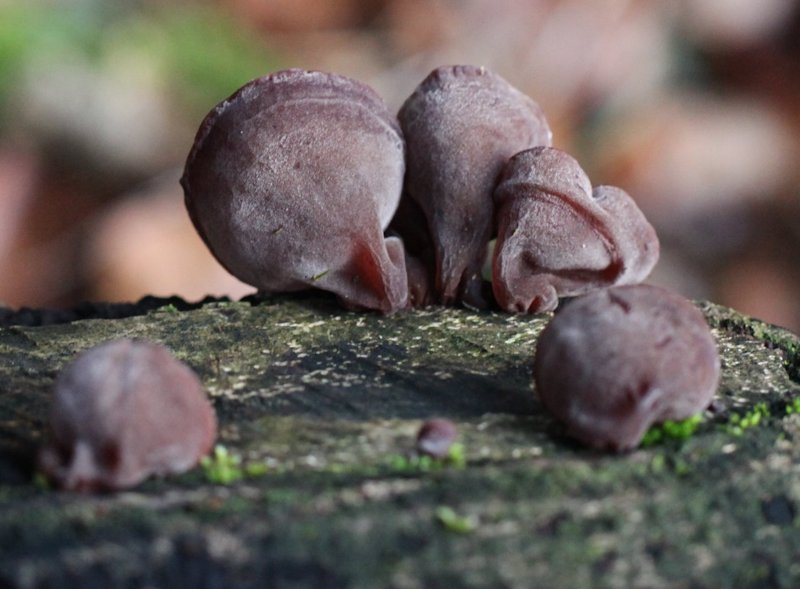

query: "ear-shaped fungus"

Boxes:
[534, 284, 720, 451]
[38, 339, 217, 492]
[397, 65, 552, 308]
[492, 146, 659, 313]
[182, 69, 409, 314]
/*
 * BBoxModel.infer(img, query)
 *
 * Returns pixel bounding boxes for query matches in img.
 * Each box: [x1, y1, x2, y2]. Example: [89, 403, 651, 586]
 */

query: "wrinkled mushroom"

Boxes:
[38, 339, 217, 492]
[396, 65, 552, 308]
[182, 69, 409, 314]
[533, 284, 720, 451]
[492, 146, 659, 313]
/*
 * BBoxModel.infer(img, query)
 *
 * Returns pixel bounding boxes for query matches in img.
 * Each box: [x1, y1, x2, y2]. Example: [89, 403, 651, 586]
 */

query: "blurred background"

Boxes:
[0, 0, 798, 331]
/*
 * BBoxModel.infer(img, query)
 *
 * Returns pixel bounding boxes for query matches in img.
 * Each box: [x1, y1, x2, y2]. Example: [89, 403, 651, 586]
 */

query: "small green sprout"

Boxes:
[435, 505, 476, 534]
[201, 444, 244, 484]
[785, 397, 800, 416]
[725, 402, 770, 436]
[388, 441, 467, 472]
[159, 304, 179, 313]
[640, 414, 703, 447]
[200, 445, 270, 483]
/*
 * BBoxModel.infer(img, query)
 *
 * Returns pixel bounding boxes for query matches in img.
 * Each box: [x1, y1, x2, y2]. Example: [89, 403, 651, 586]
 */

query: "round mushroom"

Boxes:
[533, 284, 720, 451]
[182, 69, 409, 314]
[38, 339, 217, 492]
[416, 418, 458, 459]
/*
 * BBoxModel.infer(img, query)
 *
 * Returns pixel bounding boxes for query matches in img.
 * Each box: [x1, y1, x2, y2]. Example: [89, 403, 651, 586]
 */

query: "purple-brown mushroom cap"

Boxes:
[416, 418, 458, 459]
[182, 69, 409, 314]
[397, 65, 552, 308]
[492, 147, 659, 313]
[38, 339, 217, 492]
[533, 284, 720, 451]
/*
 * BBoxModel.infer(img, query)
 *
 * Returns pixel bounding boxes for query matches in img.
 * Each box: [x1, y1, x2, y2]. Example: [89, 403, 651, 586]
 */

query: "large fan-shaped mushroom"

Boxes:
[182, 69, 409, 314]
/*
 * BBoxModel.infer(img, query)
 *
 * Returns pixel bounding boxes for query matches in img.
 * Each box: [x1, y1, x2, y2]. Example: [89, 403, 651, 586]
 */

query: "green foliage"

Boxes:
[0, 3, 106, 113]
[118, 5, 280, 115]
[434, 506, 476, 534]
[0, 1, 279, 125]
[640, 414, 703, 447]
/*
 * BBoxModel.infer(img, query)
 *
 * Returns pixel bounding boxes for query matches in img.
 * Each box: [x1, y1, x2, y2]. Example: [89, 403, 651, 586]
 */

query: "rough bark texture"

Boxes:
[1, 294, 799, 588]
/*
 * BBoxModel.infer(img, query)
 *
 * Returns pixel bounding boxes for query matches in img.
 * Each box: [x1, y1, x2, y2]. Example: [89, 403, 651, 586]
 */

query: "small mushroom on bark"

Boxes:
[492, 146, 659, 313]
[533, 284, 720, 451]
[182, 69, 409, 314]
[416, 418, 458, 459]
[396, 65, 552, 308]
[38, 339, 217, 492]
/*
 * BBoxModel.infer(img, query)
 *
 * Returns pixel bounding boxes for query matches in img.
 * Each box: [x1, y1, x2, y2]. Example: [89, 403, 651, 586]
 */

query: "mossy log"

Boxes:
[1, 295, 799, 588]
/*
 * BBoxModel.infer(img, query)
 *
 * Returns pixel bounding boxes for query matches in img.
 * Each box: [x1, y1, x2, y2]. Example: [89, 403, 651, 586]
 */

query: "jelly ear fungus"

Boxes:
[396, 65, 552, 308]
[38, 339, 217, 492]
[182, 69, 409, 314]
[492, 147, 659, 313]
[533, 284, 720, 451]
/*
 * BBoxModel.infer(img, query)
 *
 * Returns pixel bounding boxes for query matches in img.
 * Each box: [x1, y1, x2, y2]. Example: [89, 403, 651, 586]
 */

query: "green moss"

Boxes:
[386, 442, 467, 473]
[3, 296, 800, 588]
[699, 301, 800, 382]
[641, 414, 704, 447]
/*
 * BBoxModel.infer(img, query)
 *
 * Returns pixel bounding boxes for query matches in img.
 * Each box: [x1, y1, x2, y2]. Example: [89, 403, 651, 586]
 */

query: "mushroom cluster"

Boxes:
[178, 65, 717, 453]
[182, 65, 659, 314]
